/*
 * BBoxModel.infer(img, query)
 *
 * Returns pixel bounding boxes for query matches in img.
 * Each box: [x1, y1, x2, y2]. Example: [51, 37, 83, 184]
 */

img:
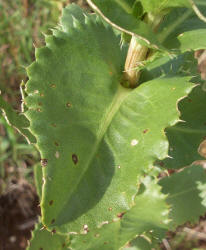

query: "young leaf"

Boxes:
[0, 94, 36, 143]
[25, 5, 194, 234]
[163, 86, 206, 169]
[27, 222, 69, 250]
[71, 178, 169, 250]
[159, 165, 206, 228]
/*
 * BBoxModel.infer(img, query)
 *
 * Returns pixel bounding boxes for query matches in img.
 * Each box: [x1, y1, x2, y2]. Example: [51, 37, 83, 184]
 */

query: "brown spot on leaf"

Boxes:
[62, 243, 66, 248]
[108, 207, 112, 211]
[37, 108, 42, 112]
[38, 102, 42, 106]
[50, 84, 56, 88]
[117, 212, 125, 219]
[51, 229, 56, 234]
[54, 142, 59, 146]
[188, 98, 192, 103]
[159, 161, 164, 167]
[49, 200, 54, 206]
[39, 248, 43, 250]
[66, 102, 72, 108]
[40, 93, 44, 97]
[51, 123, 56, 127]
[72, 154, 78, 165]
[51, 219, 55, 224]
[143, 129, 149, 134]
[41, 159, 48, 167]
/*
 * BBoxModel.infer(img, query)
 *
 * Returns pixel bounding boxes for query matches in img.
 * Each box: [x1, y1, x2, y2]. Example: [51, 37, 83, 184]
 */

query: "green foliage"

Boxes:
[28, 222, 70, 250]
[25, 4, 194, 233]
[0, 94, 36, 143]
[2, 0, 206, 249]
[159, 165, 206, 227]
[163, 86, 206, 169]
[71, 177, 169, 249]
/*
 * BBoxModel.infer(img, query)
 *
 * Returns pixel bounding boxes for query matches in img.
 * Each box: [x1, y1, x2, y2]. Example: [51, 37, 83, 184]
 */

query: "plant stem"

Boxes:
[124, 37, 148, 88]
[123, 13, 164, 88]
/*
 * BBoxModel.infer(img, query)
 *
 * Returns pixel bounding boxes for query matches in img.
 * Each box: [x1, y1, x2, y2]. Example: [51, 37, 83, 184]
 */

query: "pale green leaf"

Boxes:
[159, 165, 206, 228]
[25, 5, 194, 234]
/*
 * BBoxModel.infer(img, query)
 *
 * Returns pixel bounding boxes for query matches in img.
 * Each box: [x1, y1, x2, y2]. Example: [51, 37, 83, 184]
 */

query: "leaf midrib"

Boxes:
[60, 84, 131, 220]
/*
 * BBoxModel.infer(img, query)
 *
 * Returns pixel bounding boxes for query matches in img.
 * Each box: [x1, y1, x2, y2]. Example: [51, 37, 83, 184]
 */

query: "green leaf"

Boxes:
[122, 237, 152, 250]
[25, 5, 194, 234]
[158, 6, 206, 51]
[71, 178, 169, 250]
[140, 51, 199, 84]
[139, 0, 190, 13]
[162, 86, 206, 169]
[159, 165, 206, 228]
[0, 94, 36, 143]
[27, 222, 69, 250]
[87, 0, 163, 49]
[176, 29, 206, 51]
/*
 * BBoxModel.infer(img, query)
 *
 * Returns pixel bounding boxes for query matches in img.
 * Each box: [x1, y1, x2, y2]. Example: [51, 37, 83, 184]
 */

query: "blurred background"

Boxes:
[0, 1, 206, 249]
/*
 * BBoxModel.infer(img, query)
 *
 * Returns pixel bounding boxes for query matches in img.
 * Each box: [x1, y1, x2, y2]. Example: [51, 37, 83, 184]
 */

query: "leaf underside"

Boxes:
[25, 5, 194, 234]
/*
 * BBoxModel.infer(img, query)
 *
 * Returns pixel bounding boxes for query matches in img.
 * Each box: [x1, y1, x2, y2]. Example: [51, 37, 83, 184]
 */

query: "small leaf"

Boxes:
[163, 86, 206, 169]
[0, 94, 36, 143]
[159, 165, 206, 228]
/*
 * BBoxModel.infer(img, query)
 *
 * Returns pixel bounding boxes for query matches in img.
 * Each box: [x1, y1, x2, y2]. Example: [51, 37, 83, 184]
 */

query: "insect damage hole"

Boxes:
[66, 102, 72, 108]
[131, 139, 138, 146]
[72, 154, 78, 165]
[49, 200, 54, 206]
